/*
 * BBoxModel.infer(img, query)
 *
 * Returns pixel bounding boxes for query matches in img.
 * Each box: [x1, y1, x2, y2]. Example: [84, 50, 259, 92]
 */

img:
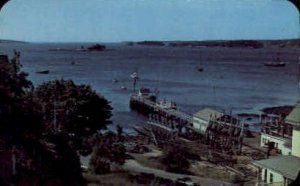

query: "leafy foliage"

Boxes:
[0, 52, 112, 184]
[162, 145, 190, 173]
[90, 132, 127, 174]
[0, 52, 36, 145]
[0, 51, 32, 101]
[13, 134, 85, 185]
[32, 79, 112, 152]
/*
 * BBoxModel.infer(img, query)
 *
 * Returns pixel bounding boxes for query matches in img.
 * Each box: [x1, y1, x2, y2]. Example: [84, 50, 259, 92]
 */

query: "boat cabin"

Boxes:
[138, 88, 151, 98]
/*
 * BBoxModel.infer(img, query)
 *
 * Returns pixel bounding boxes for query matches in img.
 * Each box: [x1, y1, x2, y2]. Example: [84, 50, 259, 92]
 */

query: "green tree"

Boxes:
[89, 132, 126, 174]
[0, 52, 86, 185]
[162, 145, 190, 173]
[0, 51, 35, 145]
[32, 79, 112, 152]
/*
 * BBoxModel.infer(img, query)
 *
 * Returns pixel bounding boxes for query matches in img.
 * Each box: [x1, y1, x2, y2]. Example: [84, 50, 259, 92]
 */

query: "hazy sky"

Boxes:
[0, 0, 299, 42]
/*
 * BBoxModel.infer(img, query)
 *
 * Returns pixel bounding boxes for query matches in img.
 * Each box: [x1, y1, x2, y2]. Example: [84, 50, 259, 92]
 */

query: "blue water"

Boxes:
[1, 42, 300, 132]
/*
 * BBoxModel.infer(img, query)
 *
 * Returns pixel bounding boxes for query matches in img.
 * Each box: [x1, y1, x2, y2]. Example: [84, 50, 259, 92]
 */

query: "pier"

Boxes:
[130, 94, 192, 131]
[130, 88, 248, 154]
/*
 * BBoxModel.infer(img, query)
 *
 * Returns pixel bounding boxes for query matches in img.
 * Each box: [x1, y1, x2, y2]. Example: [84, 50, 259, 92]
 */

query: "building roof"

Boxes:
[193, 108, 222, 121]
[253, 155, 300, 180]
[285, 102, 300, 126]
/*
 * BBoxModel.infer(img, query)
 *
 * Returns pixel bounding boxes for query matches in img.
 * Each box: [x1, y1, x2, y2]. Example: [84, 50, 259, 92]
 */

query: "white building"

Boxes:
[254, 155, 300, 185]
[254, 102, 300, 185]
[192, 108, 222, 134]
[260, 133, 291, 155]
[259, 110, 293, 156]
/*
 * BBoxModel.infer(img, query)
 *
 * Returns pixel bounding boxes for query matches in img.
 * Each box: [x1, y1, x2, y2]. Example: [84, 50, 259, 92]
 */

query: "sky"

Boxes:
[0, 0, 299, 42]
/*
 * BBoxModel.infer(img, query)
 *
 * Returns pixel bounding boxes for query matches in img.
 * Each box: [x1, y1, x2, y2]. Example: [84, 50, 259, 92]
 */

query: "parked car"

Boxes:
[175, 177, 200, 186]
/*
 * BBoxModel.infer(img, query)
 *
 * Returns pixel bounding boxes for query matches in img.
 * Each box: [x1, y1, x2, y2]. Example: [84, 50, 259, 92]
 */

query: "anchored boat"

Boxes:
[36, 70, 49, 74]
[264, 61, 286, 67]
[264, 54, 286, 67]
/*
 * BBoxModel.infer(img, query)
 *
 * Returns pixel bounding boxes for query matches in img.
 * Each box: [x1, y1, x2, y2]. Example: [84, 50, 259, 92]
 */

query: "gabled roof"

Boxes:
[285, 102, 300, 126]
[193, 108, 222, 121]
[253, 155, 300, 180]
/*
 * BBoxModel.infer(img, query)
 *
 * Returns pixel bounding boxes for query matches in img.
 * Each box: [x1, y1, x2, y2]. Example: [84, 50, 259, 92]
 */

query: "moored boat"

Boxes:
[264, 54, 287, 67]
[87, 43, 106, 51]
[264, 61, 286, 67]
[197, 65, 204, 71]
[36, 70, 49, 74]
[121, 85, 127, 90]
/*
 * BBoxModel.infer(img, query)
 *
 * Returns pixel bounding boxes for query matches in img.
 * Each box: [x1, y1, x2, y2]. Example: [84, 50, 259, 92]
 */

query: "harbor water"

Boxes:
[1, 42, 300, 132]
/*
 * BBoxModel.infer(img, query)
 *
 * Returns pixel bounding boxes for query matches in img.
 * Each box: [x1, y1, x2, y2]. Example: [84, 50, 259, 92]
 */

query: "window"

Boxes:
[264, 169, 267, 182]
[270, 173, 273, 183]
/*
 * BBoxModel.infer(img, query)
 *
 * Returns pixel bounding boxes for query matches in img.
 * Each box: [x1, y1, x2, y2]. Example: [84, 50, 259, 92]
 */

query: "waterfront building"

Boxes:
[260, 114, 293, 155]
[192, 108, 222, 134]
[254, 102, 300, 185]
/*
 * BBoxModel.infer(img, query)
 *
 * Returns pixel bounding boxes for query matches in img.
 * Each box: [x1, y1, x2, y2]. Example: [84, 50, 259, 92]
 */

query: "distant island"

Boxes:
[126, 39, 300, 48]
[49, 43, 106, 52]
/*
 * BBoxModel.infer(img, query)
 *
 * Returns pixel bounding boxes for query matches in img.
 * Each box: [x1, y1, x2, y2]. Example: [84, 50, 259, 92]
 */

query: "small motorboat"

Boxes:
[121, 85, 127, 90]
[36, 70, 49, 74]
[264, 54, 287, 67]
[264, 62, 286, 67]
[197, 66, 204, 71]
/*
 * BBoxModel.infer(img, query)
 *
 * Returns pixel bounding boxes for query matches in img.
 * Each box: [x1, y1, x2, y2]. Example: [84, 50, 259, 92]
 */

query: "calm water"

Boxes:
[1, 42, 300, 132]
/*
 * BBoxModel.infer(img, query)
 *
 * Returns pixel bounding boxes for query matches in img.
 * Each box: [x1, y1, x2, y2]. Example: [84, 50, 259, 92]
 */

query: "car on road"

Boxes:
[175, 177, 200, 186]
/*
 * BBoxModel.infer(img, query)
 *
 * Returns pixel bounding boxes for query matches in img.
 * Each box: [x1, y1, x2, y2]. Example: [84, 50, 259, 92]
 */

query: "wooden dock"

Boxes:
[130, 94, 192, 124]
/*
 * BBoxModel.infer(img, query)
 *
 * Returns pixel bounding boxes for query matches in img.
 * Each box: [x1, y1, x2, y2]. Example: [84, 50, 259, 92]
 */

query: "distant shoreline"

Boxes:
[1, 38, 299, 47]
[126, 38, 300, 48]
[0, 39, 27, 44]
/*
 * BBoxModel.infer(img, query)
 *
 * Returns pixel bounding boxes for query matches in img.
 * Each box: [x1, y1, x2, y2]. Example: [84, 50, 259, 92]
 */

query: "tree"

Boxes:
[0, 52, 35, 145]
[13, 134, 85, 186]
[89, 132, 126, 174]
[0, 53, 85, 185]
[0, 0, 9, 10]
[162, 145, 190, 173]
[32, 79, 112, 152]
